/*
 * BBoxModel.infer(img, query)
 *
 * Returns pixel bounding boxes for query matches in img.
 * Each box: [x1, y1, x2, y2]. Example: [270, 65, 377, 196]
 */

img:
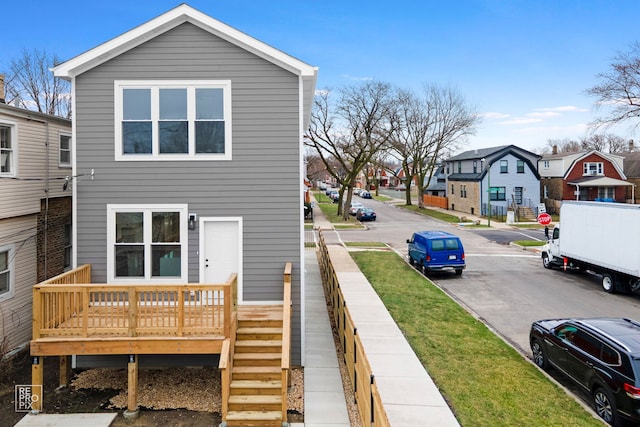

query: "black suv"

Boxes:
[530, 318, 640, 426]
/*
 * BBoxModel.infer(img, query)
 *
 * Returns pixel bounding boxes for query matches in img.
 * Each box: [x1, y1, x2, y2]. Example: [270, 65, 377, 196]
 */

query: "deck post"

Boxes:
[31, 356, 43, 412]
[124, 354, 139, 418]
[59, 356, 71, 387]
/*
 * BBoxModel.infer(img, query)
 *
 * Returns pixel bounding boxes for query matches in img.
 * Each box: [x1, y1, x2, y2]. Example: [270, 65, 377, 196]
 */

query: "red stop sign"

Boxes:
[537, 212, 552, 225]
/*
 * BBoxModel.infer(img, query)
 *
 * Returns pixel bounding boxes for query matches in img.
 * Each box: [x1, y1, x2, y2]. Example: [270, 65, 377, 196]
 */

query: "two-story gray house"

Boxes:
[446, 145, 541, 220]
[38, 5, 318, 423]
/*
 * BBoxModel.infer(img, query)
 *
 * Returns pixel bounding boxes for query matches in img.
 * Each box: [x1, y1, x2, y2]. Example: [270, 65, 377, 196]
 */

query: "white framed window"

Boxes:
[0, 120, 17, 177]
[64, 219, 72, 270]
[583, 162, 603, 176]
[500, 160, 508, 173]
[107, 204, 188, 283]
[598, 187, 615, 199]
[114, 80, 232, 161]
[0, 244, 15, 301]
[59, 133, 71, 167]
[543, 160, 550, 169]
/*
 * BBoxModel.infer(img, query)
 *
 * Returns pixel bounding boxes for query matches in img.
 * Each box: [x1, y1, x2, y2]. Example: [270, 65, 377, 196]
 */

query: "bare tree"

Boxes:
[305, 81, 398, 218]
[586, 41, 640, 130]
[389, 84, 479, 207]
[4, 48, 71, 118]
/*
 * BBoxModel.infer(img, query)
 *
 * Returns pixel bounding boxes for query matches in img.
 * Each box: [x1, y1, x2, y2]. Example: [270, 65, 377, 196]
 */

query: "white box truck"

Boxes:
[541, 201, 640, 294]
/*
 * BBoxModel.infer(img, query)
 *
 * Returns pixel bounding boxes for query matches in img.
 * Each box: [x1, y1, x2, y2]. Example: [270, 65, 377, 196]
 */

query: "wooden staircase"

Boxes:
[225, 305, 287, 427]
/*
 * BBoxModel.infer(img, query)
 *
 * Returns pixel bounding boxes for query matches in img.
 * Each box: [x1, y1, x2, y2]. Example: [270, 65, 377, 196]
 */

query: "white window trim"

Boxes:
[114, 80, 232, 161]
[106, 204, 188, 284]
[59, 131, 72, 168]
[583, 162, 603, 176]
[0, 119, 18, 177]
[0, 243, 16, 302]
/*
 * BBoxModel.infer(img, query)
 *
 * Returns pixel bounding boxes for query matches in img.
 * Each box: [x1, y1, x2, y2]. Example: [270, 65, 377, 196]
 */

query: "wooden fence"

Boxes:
[423, 194, 449, 209]
[317, 232, 390, 427]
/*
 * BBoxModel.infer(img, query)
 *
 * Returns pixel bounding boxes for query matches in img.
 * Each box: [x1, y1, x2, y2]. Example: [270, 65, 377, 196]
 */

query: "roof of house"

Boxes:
[621, 152, 640, 178]
[0, 102, 71, 125]
[52, 3, 318, 128]
[447, 145, 511, 161]
[567, 176, 635, 187]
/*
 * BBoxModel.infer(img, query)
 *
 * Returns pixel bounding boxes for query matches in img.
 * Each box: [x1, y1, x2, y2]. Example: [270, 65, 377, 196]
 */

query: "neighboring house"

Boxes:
[424, 164, 447, 197]
[446, 145, 541, 219]
[539, 149, 634, 213]
[0, 77, 72, 355]
[619, 151, 640, 204]
[51, 2, 317, 371]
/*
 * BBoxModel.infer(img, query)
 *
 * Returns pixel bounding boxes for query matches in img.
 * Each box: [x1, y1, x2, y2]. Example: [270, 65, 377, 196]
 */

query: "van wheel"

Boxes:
[409, 256, 414, 266]
[602, 274, 616, 294]
[455, 269, 463, 276]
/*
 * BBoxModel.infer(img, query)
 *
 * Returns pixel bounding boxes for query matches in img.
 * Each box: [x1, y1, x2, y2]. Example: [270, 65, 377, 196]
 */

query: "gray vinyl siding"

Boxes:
[74, 23, 304, 363]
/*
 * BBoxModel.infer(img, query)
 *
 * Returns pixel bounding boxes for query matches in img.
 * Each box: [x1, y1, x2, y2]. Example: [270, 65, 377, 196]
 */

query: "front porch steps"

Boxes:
[225, 306, 285, 427]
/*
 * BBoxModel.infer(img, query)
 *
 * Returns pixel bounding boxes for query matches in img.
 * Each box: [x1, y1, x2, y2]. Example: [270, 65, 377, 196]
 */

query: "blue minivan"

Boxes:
[407, 230, 465, 275]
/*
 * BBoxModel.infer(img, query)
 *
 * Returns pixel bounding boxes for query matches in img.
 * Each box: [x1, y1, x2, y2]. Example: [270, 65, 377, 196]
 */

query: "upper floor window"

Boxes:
[0, 122, 16, 177]
[517, 160, 525, 173]
[457, 161, 462, 173]
[473, 161, 477, 173]
[542, 160, 550, 169]
[583, 162, 603, 176]
[0, 244, 15, 301]
[115, 80, 232, 161]
[59, 133, 71, 167]
[500, 160, 508, 173]
[461, 184, 467, 198]
[107, 204, 188, 283]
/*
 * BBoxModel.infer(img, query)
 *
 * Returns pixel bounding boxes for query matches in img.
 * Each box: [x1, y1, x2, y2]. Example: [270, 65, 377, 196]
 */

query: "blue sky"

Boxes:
[2, 0, 640, 153]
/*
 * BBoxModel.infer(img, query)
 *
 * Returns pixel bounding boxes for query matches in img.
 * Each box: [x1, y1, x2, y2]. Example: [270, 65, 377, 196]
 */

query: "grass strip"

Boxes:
[350, 251, 602, 427]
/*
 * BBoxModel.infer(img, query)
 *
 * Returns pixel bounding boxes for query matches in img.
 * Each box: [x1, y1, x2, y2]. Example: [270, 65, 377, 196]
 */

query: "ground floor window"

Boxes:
[598, 187, 614, 200]
[0, 244, 14, 301]
[489, 186, 506, 201]
[107, 205, 188, 283]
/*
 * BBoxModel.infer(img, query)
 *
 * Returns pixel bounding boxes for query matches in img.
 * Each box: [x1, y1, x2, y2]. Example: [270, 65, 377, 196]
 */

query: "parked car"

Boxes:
[360, 191, 372, 199]
[348, 202, 364, 215]
[530, 317, 640, 426]
[356, 207, 376, 221]
[406, 230, 465, 275]
[354, 188, 362, 196]
[328, 190, 339, 202]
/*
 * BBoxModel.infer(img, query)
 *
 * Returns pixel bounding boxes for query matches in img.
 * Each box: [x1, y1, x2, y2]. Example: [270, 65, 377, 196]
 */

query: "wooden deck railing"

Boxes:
[33, 272, 238, 340]
[281, 262, 293, 422]
[41, 264, 92, 285]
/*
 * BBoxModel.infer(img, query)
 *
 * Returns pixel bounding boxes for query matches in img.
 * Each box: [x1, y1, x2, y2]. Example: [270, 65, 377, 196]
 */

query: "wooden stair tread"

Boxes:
[234, 352, 281, 360]
[230, 380, 281, 389]
[235, 340, 282, 347]
[237, 327, 283, 334]
[228, 395, 282, 404]
[233, 366, 280, 373]
[226, 410, 282, 421]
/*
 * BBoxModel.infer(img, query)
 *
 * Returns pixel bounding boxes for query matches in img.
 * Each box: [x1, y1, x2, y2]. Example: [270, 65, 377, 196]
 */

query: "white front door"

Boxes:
[200, 217, 242, 302]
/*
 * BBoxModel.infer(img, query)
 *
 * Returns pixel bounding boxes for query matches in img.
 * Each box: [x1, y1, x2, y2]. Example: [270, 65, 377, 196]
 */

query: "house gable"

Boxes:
[53, 4, 318, 129]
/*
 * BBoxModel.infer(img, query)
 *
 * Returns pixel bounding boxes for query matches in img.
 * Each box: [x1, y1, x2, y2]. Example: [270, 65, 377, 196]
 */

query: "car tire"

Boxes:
[530, 339, 548, 370]
[602, 274, 616, 294]
[455, 269, 463, 276]
[542, 253, 552, 269]
[593, 386, 619, 426]
[409, 256, 414, 266]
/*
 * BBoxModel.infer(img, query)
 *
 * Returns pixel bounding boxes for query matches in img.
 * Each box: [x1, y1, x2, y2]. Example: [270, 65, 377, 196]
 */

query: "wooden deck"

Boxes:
[29, 262, 293, 426]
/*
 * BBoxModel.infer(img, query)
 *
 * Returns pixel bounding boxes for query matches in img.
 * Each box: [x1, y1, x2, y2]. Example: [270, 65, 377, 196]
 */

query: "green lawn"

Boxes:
[350, 251, 602, 427]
